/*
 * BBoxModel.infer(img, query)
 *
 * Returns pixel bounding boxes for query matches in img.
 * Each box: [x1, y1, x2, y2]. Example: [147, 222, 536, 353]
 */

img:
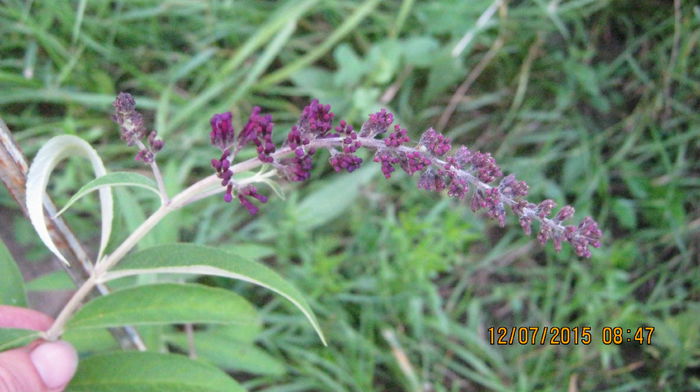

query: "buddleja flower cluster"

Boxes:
[203, 99, 602, 258]
[113, 93, 601, 258]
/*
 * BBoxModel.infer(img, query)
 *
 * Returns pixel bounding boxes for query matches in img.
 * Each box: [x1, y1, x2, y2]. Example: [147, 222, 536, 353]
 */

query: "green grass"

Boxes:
[1, 0, 699, 391]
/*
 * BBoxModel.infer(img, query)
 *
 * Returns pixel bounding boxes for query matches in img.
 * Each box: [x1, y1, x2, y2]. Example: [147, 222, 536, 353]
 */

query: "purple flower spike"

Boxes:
[112, 92, 164, 163]
[197, 97, 603, 258]
[112, 93, 145, 146]
[210, 112, 235, 151]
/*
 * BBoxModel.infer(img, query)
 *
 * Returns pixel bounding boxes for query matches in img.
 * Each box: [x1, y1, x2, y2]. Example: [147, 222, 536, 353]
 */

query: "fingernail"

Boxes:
[30, 341, 78, 389]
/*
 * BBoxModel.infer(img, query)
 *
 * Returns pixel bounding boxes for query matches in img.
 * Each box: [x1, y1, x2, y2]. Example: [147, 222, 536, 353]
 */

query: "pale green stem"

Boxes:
[42, 139, 333, 341]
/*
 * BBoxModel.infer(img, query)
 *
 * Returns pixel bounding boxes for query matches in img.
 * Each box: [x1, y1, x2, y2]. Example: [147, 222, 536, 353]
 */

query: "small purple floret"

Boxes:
[238, 185, 268, 215]
[329, 151, 363, 173]
[419, 128, 451, 157]
[240, 107, 275, 163]
[361, 109, 394, 137]
[373, 149, 399, 179]
[278, 155, 313, 182]
[385, 124, 410, 147]
[300, 99, 334, 136]
[399, 150, 431, 176]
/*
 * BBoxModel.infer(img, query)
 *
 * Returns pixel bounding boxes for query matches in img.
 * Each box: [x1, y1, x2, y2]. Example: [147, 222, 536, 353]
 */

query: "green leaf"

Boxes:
[401, 36, 440, 67]
[63, 328, 119, 353]
[67, 283, 259, 330]
[0, 328, 39, 351]
[612, 198, 637, 229]
[206, 324, 261, 345]
[0, 238, 28, 306]
[66, 351, 245, 392]
[104, 244, 326, 345]
[367, 39, 402, 84]
[424, 49, 464, 103]
[26, 270, 77, 291]
[221, 243, 275, 261]
[26, 135, 112, 265]
[296, 164, 376, 231]
[56, 172, 159, 217]
[166, 330, 285, 375]
[333, 43, 367, 86]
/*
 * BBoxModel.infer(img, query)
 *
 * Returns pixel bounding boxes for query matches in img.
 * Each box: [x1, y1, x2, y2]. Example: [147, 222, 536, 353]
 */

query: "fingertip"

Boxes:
[30, 341, 78, 390]
[0, 306, 53, 331]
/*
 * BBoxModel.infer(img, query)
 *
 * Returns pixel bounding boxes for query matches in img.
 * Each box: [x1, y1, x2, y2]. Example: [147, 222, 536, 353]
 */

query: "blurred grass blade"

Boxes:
[226, 19, 297, 107]
[71, 0, 87, 44]
[170, 16, 299, 132]
[103, 243, 327, 345]
[66, 283, 259, 330]
[257, 0, 381, 88]
[26, 135, 112, 265]
[0, 238, 28, 306]
[216, 0, 318, 79]
[55, 172, 159, 217]
[67, 351, 245, 392]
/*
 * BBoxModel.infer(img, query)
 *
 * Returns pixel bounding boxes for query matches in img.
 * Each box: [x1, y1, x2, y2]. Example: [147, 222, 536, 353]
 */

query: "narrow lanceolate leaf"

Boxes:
[26, 135, 112, 265]
[66, 283, 259, 330]
[104, 243, 327, 345]
[166, 331, 286, 375]
[55, 172, 159, 217]
[0, 238, 28, 306]
[66, 351, 245, 392]
[0, 328, 40, 351]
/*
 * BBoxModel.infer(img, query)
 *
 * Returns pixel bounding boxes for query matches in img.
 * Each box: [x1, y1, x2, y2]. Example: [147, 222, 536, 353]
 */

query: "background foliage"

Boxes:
[1, 0, 699, 390]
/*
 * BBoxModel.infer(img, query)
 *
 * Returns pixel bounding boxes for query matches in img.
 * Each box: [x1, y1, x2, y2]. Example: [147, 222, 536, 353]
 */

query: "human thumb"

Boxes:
[0, 340, 77, 392]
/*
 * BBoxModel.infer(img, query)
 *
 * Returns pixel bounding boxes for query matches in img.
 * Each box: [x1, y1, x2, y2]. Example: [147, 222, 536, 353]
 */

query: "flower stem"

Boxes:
[43, 156, 298, 340]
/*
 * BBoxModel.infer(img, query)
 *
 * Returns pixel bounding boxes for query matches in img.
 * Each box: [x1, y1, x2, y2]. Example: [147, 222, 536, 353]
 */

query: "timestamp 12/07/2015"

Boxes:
[487, 326, 655, 345]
